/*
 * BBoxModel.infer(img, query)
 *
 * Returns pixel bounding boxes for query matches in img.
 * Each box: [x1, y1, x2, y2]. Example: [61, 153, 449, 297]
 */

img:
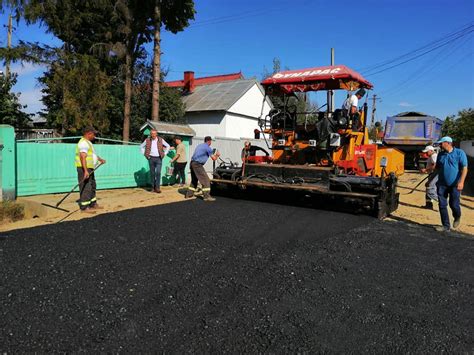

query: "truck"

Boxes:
[383, 112, 442, 169]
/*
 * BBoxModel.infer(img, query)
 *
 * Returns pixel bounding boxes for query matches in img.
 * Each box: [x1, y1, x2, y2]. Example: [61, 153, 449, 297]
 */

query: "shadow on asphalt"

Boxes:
[388, 214, 472, 239]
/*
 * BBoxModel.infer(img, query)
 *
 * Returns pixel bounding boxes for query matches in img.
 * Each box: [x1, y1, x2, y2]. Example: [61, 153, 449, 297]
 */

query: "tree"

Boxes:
[39, 53, 112, 136]
[0, 73, 31, 128]
[442, 108, 474, 142]
[262, 57, 317, 124]
[150, 0, 195, 122]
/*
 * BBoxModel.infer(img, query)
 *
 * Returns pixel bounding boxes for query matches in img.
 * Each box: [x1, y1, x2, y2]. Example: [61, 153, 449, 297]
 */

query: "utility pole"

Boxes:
[370, 94, 382, 126]
[5, 13, 12, 78]
[327, 48, 334, 114]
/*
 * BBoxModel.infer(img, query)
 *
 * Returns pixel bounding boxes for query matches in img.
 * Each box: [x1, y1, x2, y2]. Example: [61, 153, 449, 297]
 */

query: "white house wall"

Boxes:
[186, 111, 227, 138]
[224, 112, 261, 139]
[228, 83, 272, 119]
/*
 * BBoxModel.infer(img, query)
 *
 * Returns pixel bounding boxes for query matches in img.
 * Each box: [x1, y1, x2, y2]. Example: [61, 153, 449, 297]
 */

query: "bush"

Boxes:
[0, 201, 25, 223]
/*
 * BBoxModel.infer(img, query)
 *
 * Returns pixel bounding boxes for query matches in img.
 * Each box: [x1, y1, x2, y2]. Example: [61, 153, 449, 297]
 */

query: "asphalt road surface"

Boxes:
[1, 198, 473, 352]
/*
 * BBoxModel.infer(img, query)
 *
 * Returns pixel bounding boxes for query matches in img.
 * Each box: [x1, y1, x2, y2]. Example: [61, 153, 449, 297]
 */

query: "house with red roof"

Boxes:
[165, 71, 273, 139]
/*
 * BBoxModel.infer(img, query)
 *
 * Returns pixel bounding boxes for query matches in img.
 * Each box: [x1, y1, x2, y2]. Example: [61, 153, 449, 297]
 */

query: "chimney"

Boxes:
[183, 71, 195, 93]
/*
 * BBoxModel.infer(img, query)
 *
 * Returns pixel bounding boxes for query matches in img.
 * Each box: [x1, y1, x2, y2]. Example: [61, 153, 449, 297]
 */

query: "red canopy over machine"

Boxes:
[261, 65, 373, 94]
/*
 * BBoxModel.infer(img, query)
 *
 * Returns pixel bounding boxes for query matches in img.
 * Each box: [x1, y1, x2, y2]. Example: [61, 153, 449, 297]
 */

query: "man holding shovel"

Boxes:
[76, 127, 106, 213]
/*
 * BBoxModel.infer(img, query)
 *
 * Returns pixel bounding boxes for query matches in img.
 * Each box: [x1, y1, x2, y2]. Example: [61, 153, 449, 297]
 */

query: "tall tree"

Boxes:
[0, 73, 31, 128]
[150, 0, 195, 121]
[39, 53, 112, 135]
[442, 108, 474, 142]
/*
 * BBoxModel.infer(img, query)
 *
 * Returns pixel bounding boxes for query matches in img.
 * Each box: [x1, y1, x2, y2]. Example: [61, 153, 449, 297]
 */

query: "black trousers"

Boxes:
[77, 167, 97, 210]
[174, 162, 187, 184]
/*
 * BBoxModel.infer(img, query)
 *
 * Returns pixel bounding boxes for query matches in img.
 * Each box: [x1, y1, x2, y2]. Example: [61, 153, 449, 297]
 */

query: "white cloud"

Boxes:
[399, 101, 415, 107]
[17, 88, 45, 114]
[10, 62, 46, 76]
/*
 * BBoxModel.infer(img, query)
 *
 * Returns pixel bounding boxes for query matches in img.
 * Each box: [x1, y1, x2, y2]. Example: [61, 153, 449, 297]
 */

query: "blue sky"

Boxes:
[1, 0, 473, 122]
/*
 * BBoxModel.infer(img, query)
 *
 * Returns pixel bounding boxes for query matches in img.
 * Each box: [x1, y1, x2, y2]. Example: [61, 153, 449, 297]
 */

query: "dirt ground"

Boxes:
[393, 172, 474, 235]
[0, 186, 190, 232]
[1, 172, 473, 235]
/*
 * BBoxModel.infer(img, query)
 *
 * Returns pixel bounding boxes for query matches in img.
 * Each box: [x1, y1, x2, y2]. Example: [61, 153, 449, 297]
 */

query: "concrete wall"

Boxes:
[461, 140, 474, 197]
[185, 83, 272, 140]
[460, 140, 474, 158]
[228, 83, 272, 119]
[223, 112, 261, 139]
[186, 111, 226, 138]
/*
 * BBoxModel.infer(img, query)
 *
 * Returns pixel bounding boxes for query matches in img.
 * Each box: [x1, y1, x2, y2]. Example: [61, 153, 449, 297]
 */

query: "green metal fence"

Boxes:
[0, 126, 189, 198]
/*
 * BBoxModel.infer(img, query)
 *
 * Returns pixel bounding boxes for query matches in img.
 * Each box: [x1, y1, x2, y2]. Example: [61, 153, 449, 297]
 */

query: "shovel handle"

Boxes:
[55, 163, 104, 207]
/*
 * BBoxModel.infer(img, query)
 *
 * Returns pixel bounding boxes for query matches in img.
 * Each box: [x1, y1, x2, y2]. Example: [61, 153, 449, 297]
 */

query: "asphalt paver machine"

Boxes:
[212, 65, 404, 218]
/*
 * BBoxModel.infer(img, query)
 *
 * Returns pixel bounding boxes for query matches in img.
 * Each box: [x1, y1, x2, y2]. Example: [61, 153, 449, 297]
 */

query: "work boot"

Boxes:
[185, 190, 194, 199]
[453, 218, 461, 229]
[80, 207, 96, 214]
[434, 226, 450, 233]
[90, 204, 104, 210]
[423, 201, 434, 210]
[203, 192, 216, 202]
[154, 187, 162, 193]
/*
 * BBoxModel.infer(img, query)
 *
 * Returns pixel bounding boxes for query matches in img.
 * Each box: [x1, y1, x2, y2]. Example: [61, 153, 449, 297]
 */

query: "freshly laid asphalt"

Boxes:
[1, 197, 473, 352]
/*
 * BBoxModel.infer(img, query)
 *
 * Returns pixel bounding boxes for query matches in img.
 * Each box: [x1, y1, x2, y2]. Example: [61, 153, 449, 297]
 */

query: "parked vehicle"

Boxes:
[383, 112, 442, 169]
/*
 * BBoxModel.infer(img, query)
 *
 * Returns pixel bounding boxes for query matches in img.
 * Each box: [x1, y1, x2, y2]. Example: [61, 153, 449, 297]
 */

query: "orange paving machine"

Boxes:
[211, 64, 404, 218]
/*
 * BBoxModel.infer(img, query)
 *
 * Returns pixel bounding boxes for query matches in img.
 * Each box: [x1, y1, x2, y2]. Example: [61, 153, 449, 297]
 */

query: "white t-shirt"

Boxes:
[342, 94, 359, 111]
[427, 152, 437, 171]
[78, 139, 98, 166]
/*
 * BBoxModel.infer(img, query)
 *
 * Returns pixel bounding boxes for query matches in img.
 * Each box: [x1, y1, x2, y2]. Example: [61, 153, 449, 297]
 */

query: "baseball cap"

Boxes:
[422, 145, 435, 153]
[435, 136, 453, 144]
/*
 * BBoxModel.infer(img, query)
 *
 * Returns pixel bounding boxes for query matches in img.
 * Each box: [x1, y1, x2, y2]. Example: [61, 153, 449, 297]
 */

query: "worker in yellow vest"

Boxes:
[75, 127, 106, 213]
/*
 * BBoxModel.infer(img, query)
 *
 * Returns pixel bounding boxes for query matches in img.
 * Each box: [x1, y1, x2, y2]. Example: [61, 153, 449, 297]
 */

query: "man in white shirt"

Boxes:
[140, 129, 170, 193]
[342, 88, 366, 130]
[75, 127, 106, 212]
[420, 145, 438, 209]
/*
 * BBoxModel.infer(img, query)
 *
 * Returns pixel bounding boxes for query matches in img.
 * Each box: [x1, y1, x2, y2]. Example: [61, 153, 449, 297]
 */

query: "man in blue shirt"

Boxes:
[435, 136, 468, 232]
[186, 136, 220, 201]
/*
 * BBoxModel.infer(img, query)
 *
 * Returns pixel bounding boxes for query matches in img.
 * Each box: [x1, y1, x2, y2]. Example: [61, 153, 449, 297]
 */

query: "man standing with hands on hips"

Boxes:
[141, 129, 170, 193]
[186, 136, 220, 201]
[434, 136, 468, 232]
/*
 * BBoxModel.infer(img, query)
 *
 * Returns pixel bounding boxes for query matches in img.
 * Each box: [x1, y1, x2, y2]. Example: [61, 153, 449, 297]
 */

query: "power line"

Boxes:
[358, 21, 474, 74]
[365, 27, 473, 77]
[380, 32, 473, 97]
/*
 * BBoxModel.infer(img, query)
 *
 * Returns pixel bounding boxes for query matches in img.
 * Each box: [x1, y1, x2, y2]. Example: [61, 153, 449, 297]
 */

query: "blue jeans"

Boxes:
[437, 184, 461, 229]
[148, 156, 162, 188]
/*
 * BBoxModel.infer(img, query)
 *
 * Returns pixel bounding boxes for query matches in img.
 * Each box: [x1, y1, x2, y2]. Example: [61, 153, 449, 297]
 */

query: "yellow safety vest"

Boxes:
[75, 138, 95, 169]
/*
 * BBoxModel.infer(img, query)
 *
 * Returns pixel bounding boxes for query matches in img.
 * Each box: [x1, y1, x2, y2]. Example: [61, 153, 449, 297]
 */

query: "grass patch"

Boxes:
[0, 201, 25, 223]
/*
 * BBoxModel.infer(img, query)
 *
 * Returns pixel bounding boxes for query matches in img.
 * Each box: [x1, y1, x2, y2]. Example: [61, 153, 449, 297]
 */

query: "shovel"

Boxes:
[42, 163, 104, 212]
[403, 174, 429, 195]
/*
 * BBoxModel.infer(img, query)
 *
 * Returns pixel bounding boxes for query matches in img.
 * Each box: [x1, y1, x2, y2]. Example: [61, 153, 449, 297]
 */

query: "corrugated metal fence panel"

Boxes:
[189, 136, 270, 174]
[16, 141, 189, 196]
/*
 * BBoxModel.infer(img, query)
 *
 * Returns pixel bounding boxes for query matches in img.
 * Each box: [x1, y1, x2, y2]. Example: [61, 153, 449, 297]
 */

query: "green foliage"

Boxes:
[262, 57, 317, 123]
[39, 53, 111, 135]
[160, 0, 195, 33]
[442, 108, 474, 142]
[0, 0, 191, 139]
[159, 85, 185, 123]
[0, 73, 31, 128]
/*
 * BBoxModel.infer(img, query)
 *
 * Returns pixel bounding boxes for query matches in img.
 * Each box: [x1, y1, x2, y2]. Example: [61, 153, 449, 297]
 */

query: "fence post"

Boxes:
[0, 125, 16, 200]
